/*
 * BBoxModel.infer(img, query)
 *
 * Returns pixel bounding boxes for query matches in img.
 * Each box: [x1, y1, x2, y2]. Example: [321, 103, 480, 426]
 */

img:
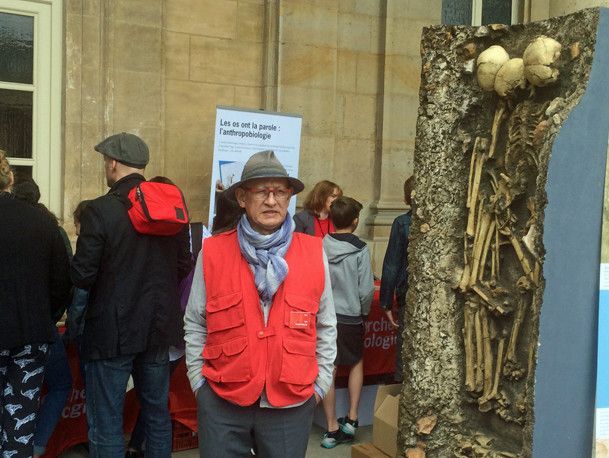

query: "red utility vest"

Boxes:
[201, 229, 325, 407]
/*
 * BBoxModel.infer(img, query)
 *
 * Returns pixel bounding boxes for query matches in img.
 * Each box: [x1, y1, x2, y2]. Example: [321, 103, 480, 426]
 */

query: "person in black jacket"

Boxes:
[12, 178, 74, 457]
[0, 151, 72, 457]
[70, 133, 192, 457]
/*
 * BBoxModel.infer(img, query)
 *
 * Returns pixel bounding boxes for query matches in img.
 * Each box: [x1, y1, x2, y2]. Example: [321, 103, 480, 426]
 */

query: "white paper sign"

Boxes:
[208, 106, 303, 225]
[601, 263, 609, 291]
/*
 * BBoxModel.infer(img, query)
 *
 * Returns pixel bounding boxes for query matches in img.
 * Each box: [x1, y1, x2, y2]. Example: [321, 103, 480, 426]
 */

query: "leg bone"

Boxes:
[464, 300, 477, 392]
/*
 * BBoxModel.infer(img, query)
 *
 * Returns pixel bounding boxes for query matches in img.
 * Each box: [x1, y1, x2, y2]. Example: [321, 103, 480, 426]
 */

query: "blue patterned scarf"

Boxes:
[237, 214, 294, 303]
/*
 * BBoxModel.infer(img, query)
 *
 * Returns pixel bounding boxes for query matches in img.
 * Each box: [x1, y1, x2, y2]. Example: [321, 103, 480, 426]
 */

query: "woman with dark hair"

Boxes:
[212, 189, 243, 234]
[293, 180, 342, 237]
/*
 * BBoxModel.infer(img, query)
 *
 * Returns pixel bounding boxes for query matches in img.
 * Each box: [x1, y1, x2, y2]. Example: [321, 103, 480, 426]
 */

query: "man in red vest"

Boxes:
[184, 150, 337, 457]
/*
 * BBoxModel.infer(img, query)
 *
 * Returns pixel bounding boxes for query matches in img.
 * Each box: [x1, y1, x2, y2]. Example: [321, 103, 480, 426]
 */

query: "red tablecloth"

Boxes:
[44, 283, 396, 455]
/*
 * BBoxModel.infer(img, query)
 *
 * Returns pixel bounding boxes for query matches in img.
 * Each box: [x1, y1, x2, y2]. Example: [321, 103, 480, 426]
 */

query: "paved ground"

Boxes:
[58, 424, 373, 457]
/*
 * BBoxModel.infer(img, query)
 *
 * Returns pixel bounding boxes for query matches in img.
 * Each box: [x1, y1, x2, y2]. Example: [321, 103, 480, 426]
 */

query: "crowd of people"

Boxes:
[0, 133, 412, 458]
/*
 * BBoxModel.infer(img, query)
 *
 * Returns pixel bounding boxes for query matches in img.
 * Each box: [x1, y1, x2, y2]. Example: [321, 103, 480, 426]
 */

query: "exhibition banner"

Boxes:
[595, 150, 609, 456]
[208, 106, 302, 225]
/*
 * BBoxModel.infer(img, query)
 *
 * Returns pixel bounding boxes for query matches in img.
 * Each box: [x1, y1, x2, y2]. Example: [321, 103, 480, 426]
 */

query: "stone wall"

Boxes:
[549, 0, 609, 15]
[64, 0, 168, 221]
[62, 0, 440, 274]
[163, 0, 266, 222]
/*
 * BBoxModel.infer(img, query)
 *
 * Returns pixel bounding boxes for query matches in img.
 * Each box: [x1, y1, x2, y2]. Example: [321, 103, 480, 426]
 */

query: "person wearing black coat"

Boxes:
[0, 151, 72, 457]
[70, 133, 192, 456]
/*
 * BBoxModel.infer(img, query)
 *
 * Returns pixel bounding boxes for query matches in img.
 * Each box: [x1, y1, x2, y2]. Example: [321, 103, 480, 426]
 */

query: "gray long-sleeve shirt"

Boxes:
[184, 246, 337, 408]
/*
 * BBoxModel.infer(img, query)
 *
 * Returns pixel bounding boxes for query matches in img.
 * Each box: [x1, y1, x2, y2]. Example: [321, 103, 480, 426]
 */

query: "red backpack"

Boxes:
[127, 181, 189, 236]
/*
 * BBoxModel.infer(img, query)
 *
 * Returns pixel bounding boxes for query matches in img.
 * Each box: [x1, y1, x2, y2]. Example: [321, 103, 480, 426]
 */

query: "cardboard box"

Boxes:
[352, 442, 391, 458]
[372, 384, 401, 458]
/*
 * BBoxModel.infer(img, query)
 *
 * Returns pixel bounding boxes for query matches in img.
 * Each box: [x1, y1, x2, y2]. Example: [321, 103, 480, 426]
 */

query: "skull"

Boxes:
[494, 58, 526, 97]
[523, 36, 562, 87]
[476, 45, 510, 91]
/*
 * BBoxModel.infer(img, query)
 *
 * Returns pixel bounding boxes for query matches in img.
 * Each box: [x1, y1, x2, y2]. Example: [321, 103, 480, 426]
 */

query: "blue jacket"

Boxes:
[379, 212, 411, 310]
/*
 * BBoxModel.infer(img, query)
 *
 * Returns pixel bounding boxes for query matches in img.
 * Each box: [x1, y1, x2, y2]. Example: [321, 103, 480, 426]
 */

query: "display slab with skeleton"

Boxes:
[398, 9, 599, 458]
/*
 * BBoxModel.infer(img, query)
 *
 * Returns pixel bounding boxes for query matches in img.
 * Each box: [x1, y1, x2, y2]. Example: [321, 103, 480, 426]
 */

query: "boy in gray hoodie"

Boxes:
[320, 196, 375, 449]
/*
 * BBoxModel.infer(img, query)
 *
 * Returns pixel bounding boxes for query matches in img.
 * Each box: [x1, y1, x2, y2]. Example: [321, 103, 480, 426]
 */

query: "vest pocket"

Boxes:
[279, 337, 318, 385]
[284, 293, 319, 313]
[202, 336, 251, 383]
[284, 294, 318, 336]
[206, 292, 245, 333]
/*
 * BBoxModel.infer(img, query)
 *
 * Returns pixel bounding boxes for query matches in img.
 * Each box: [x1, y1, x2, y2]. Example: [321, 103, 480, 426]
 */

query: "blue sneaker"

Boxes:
[338, 416, 359, 437]
[320, 429, 348, 449]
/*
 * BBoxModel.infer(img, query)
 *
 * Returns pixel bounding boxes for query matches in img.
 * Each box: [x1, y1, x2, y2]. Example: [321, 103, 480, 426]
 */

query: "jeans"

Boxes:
[128, 357, 182, 452]
[85, 347, 172, 458]
[33, 329, 73, 455]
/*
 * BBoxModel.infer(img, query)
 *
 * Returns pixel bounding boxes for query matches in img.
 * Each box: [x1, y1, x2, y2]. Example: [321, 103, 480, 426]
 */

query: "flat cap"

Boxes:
[95, 132, 149, 168]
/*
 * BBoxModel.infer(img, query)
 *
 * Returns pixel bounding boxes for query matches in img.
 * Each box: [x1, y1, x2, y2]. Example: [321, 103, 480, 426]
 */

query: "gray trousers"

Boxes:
[197, 383, 316, 458]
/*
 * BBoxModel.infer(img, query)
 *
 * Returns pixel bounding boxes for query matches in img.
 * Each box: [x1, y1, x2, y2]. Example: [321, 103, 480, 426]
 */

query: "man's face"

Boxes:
[103, 155, 117, 187]
[235, 178, 292, 235]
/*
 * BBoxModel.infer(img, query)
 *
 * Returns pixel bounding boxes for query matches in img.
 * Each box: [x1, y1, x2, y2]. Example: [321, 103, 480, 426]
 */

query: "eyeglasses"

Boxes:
[243, 186, 293, 201]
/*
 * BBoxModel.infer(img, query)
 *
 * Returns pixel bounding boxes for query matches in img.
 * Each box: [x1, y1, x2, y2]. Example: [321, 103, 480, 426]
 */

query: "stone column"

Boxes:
[366, 0, 442, 271]
[64, 0, 107, 225]
[262, 0, 279, 111]
[276, 0, 340, 191]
